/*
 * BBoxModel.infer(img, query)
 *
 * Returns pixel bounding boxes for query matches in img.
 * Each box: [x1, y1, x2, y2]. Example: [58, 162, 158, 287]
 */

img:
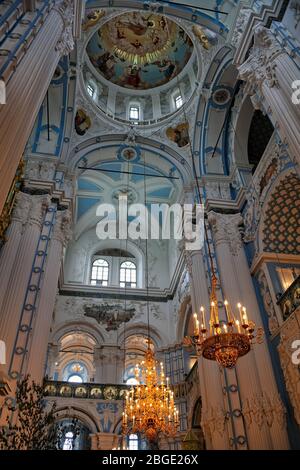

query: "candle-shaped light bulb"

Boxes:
[237, 303, 243, 323]
[223, 323, 228, 333]
[193, 312, 199, 335]
[236, 319, 241, 333]
[224, 300, 230, 322]
[242, 306, 248, 325]
[200, 306, 206, 330]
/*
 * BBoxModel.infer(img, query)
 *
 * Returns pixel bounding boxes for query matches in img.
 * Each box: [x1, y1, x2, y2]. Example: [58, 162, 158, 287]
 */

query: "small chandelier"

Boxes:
[184, 275, 263, 368]
[122, 346, 179, 443]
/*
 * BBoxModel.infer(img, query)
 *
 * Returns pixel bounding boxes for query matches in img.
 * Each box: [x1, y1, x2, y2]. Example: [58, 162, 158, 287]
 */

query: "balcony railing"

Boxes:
[277, 275, 300, 321]
[44, 364, 200, 402]
[43, 380, 129, 400]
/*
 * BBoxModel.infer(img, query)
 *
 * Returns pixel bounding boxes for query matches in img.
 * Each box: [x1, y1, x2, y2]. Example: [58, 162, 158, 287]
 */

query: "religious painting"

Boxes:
[82, 9, 105, 31]
[84, 303, 135, 330]
[86, 12, 193, 90]
[166, 122, 190, 147]
[192, 25, 218, 50]
[75, 109, 91, 136]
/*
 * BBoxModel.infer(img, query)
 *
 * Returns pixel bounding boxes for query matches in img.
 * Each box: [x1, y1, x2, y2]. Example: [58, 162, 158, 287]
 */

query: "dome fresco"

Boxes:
[86, 12, 194, 90]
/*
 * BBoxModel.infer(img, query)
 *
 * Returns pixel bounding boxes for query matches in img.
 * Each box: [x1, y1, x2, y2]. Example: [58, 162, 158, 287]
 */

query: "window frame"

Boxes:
[120, 260, 137, 289]
[90, 258, 109, 286]
[129, 105, 140, 121]
[128, 433, 139, 451]
[174, 93, 183, 109]
[87, 83, 94, 98]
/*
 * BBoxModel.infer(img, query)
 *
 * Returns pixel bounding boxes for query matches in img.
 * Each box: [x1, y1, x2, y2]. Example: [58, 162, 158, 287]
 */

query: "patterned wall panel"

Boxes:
[263, 174, 300, 254]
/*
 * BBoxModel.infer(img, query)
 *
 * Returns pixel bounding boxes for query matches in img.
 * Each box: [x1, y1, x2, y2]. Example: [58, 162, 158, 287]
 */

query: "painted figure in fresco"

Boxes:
[75, 109, 91, 136]
[166, 122, 190, 148]
[121, 66, 142, 89]
[192, 25, 218, 49]
[91, 51, 116, 80]
[156, 59, 176, 82]
[86, 12, 193, 90]
[82, 9, 105, 31]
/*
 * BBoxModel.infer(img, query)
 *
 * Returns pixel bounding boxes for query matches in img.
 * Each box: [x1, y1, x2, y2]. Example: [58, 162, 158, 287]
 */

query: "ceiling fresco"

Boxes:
[86, 12, 194, 90]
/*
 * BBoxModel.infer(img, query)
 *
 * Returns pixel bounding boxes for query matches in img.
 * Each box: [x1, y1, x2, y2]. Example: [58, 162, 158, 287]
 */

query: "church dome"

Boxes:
[86, 11, 194, 91]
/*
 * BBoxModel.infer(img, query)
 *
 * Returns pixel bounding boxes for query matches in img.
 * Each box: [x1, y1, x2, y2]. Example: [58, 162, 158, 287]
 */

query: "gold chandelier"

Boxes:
[122, 346, 179, 442]
[184, 274, 263, 368]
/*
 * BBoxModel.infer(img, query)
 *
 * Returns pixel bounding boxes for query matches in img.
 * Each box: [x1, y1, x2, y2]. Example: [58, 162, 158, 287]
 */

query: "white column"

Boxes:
[0, 1, 76, 213]
[238, 25, 300, 168]
[46, 343, 60, 379]
[25, 210, 72, 383]
[185, 248, 229, 449]
[90, 432, 118, 450]
[107, 87, 117, 117]
[0, 194, 51, 380]
[95, 346, 122, 384]
[208, 211, 290, 450]
[0, 192, 31, 311]
[151, 94, 162, 120]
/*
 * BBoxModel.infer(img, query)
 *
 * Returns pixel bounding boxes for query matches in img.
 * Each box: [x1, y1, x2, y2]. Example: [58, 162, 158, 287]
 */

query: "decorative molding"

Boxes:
[256, 269, 279, 335]
[10, 191, 32, 227]
[231, 7, 252, 50]
[243, 136, 289, 244]
[242, 391, 286, 430]
[54, 0, 75, 56]
[208, 211, 244, 256]
[52, 209, 72, 247]
[201, 405, 226, 438]
[238, 26, 283, 95]
[277, 309, 300, 425]
[27, 194, 51, 228]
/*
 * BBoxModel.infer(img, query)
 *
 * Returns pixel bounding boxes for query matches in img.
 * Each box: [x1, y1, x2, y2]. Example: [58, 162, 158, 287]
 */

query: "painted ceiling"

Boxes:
[86, 12, 193, 90]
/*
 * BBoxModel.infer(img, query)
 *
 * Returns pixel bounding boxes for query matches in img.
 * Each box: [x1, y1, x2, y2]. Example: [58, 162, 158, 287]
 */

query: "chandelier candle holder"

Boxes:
[184, 276, 263, 368]
[122, 347, 179, 443]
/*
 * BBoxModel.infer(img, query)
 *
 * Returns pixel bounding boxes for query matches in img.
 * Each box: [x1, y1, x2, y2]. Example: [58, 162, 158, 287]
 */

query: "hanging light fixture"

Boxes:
[184, 273, 263, 368]
[172, 33, 263, 368]
[122, 137, 179, 445]
[122, 343, 179, 443]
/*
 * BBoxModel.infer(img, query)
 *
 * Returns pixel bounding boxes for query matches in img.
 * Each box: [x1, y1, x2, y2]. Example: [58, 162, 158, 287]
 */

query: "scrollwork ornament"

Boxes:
[238, 26, 283, 94]
[54, 0, 75, 56]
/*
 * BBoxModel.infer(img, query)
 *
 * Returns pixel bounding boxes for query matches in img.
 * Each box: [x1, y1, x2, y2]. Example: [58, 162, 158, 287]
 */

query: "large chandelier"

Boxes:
[184, 274, 263, 368]
[122, 346, 179, 443]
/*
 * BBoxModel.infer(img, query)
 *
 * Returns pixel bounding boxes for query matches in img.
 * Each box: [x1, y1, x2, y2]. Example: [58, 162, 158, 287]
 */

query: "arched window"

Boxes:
[129, 105, 140, 121]
[126, 377, 139, 385]
[91, 259, 109, 286]
[68, 374, 83, 383]
[174, 94, 183, 109]
[63, 431, 74, 450]
[87, 83, 94, 97]
[128, 434, 139, 450]
[63, 361, 88, 383]
[120, 261, 136, 288]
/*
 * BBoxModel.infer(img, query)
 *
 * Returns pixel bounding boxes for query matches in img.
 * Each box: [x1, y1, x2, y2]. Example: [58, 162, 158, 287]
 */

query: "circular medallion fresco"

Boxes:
[86, 12, 193, 90]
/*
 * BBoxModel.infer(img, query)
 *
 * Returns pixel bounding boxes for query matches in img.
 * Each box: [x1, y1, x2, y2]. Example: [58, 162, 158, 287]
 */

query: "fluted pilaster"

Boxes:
[25, 209, 72, 383]
[0, 194, 51, 378]
[0, 0, 77, 213]
[208, 211, 290, 449]
[238, 25, 300, 167]
[0, 192, 32, 311]
[183, 248, 229, 449]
